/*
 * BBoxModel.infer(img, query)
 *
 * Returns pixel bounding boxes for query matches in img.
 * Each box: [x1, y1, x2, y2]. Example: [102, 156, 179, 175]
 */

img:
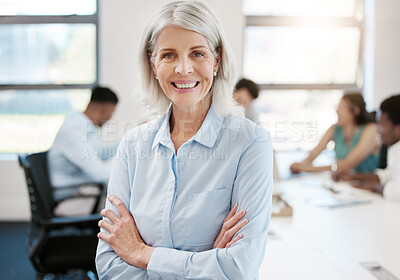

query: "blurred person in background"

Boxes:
[335, 94, 400, 202]
[48, 86, 119, 216]
[234, 78, 260, 123]
[290, 92, 379, 177]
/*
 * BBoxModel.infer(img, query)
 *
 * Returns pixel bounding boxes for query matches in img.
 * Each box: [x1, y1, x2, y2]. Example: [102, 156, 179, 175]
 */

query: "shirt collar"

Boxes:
[193, 104, 224, 148]
[388, 139, 400, 155]
[151, 104, 224, 150]
[152, 105, 174, 150]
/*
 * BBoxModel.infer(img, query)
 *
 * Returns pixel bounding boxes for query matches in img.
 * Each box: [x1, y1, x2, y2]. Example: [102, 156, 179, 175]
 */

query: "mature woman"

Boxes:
[290, 92, 379, 176]
[96, 1, 273, 279]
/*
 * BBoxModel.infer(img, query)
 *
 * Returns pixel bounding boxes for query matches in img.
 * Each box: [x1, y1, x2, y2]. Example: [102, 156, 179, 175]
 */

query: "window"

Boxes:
[243, 0, 359, 17]
[243, 0, 364, 151]
[0, 0, 97, 15]
[0, 0, 98, 153]
[244, 26, 360, 85]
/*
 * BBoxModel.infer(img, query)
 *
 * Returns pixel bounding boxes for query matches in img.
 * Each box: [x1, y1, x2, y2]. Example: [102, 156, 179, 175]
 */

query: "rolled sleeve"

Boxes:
[147, 247, 189, 279]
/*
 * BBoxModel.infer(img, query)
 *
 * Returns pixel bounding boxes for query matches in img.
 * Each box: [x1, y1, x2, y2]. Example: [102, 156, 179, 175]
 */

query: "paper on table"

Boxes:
[307, 180, 372, 208]
[307, 195, 372, 208]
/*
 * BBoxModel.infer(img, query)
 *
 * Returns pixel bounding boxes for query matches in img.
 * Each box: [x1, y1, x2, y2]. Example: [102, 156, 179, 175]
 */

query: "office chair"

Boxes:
[18, 152, 102, 279]
[378, 145, 388, 169]
[370, 110, 388, 169]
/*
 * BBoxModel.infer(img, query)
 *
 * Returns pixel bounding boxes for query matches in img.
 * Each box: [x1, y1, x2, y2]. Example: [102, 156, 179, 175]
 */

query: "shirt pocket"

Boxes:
[184, 188, 231, 247]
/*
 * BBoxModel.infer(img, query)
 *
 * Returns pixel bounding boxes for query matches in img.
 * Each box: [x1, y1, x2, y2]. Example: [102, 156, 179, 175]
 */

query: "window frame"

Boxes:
[0, 1, 99, 91]
[243, 1, 365, 91]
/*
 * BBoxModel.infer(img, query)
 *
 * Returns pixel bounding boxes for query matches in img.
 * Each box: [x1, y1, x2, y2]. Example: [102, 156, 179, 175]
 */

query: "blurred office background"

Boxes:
[0, 0, 399, 226]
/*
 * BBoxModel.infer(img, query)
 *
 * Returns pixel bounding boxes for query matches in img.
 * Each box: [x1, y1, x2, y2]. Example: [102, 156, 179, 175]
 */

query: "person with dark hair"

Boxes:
[90, 86, 119, 104]
[234, 78, 260, 123]
[48, 86, 119, 216]
[290, 91, 379, 175]
[336, 94, 400, 202]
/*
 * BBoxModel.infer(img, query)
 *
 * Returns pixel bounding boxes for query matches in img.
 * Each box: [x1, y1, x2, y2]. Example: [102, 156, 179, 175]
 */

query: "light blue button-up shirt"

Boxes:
[96, 105, 273, 279]
[48, 112, 118, 199]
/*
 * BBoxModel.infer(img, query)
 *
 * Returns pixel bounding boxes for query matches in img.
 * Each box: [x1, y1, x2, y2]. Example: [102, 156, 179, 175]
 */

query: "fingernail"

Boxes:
[240, 209, 245, 214]
[242, 219, 248, 224]
[234, 203, 238, 208]
[238, 234, 243, 238]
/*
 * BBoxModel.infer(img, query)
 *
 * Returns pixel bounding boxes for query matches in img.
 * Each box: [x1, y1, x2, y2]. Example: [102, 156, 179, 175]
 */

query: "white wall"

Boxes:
[374, 0, 400, 107]
[0, 160, 31, 220]
[0, 0, 244, 221]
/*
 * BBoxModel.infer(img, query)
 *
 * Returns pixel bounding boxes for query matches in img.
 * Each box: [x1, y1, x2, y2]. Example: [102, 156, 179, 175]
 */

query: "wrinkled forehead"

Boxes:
[157, 25, 212, 47]
[154, 26, 211, 51]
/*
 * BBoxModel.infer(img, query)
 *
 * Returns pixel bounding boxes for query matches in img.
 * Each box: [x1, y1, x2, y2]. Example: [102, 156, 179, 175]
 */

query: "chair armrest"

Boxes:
[54, 183, 105, 201]
[54, 183, 104, 193]
[56, 183, 104, 189]
[40, 213, 102, 229]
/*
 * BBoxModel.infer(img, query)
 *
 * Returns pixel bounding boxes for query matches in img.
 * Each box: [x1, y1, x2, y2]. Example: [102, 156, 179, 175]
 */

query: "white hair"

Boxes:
[139, 0, 244, 117]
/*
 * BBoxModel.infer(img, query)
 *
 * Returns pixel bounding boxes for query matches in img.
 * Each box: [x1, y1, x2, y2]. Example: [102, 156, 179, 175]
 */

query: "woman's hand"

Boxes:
[290, 161, 313, 174]
[290, 162, 302, 174]
[98, 195, 154, 270]
[213, 203, 248, 249]
[331, 170, 353, 181]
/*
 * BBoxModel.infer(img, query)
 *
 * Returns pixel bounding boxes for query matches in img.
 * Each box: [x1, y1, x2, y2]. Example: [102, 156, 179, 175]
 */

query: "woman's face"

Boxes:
[151, 26, 219, 110]
[336, 98, 355, 126]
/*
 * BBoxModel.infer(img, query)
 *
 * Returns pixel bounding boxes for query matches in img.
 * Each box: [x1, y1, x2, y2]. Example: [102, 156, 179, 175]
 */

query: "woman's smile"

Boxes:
[171, 80, 200, 92]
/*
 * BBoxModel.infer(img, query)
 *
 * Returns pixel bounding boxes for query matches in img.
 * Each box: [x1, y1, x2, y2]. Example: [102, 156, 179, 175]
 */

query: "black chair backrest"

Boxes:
[378, 145, 388, 169]
[19, 152, 56, 222]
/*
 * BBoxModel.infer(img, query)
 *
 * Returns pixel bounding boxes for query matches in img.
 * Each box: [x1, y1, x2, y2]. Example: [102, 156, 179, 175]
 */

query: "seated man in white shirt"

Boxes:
[48, 86, 119, 215]
[336, 94, 400, 202]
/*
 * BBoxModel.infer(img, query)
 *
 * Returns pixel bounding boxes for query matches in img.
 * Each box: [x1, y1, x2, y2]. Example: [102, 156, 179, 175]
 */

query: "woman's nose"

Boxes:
[175, 57, 193, 75]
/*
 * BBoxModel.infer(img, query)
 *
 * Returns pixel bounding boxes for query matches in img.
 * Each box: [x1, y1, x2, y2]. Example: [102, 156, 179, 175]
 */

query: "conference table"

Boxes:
[260, 172, 400, 280]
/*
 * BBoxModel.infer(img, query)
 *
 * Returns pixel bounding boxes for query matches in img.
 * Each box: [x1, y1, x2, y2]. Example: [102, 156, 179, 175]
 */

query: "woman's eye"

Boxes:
[162, 53, 174, 59]
[193, 51, 204, 57]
